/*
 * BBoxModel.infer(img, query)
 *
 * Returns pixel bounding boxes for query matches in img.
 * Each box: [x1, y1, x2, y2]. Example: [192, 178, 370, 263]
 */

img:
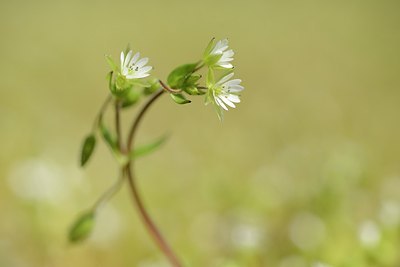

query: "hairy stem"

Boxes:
[118, 89, 183, 267]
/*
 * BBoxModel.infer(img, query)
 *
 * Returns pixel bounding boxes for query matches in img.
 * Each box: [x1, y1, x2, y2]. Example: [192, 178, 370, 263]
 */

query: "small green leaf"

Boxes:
[105, 55, 118, 72]
[100, 123, 117, 150]
[167, 63, 199, 89]
[130, 135, 168, 159]
[69, 211, 95, 243]
[80, 134, 96, 167]
[170, 93, 191, 105]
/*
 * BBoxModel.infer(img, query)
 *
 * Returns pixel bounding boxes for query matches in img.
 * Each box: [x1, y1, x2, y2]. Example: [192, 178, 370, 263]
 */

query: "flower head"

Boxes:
[206, 72, 244, 120]
[120, 50, 152, 79]
[204, 38, 234, 69]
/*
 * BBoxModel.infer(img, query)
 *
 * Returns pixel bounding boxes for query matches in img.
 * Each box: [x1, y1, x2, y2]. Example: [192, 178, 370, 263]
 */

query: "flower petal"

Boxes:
[120, 52, 125, 69]
[219, 95, 236, 108]
[136, 57, 149, 68]
[216, 73, 235, 86]
[215, 97, 228, 110]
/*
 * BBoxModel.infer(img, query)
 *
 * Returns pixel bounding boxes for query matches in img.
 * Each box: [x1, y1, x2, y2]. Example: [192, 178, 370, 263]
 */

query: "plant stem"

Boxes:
[119, 89, 183, 267]
[114, 99, 123, 152]
[92, 94, 112, 132]
[92, 173, 125, 213]
[159, 80, 182, 94]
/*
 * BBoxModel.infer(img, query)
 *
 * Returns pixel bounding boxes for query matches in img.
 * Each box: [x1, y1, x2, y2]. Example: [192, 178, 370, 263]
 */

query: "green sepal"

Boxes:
[129, 135, 168, 159]
[80, 134, 96, 167]
[206, 67, 215, 88]
[69, 211, 95, 243]
[131, 79, 150, 88]
[170, 93, 191, 105]
[144, 78, 160, 95]
[167, 63, 199, 89]
[106, 71, 114, 91]
[203, 37, 215, 58]
[124, 43, 131, 56]
[105, 55, 118, 72]
[114, 74, 133, 94]
[204, 53, 222, 67]
[214, 102, 224, 122]
[121, 87, 141, 108]
[183, 86, 203, 95]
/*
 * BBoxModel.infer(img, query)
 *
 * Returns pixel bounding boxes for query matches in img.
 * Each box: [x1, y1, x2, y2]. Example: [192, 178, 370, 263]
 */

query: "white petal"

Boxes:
[227, 94, 240, 103]
[218, 63, 233, 68]
[120, 52, 125, 69]
[132, 52, 140, 64]
[225, 79, 242, 86]
[126, 73, 150, 79]
[138, 66, 152, 73]
[224, 49, 234, 57]
[215, 97, 228, 110]
[216, 73, 235, 86]
[124, 51, 133, 68]
[219, 56, 233, 62]
[219, 95, 236, 108]
[228, 85, 244, 92]
[136, 57, 149, 68]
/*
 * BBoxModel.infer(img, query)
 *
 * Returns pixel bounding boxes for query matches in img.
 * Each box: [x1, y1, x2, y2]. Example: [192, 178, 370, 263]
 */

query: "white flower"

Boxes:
[208, 39, 234, 68]
[207, 73, 244, 120]
[120, 50, 152, 79]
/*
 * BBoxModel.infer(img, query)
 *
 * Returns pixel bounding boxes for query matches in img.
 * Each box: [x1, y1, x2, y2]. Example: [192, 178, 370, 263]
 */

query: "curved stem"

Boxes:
[159, 80, 182, 94]
[124, 89, 183, 267]
[92, 94, 113, 132]
[92, 173, 125, 213]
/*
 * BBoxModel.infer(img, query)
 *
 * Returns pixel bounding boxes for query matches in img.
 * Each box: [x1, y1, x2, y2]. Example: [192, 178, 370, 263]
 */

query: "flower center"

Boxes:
[128, 65, 139, 73]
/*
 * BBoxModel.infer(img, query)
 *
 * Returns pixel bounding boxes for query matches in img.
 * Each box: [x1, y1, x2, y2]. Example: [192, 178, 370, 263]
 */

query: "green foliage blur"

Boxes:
[1, 0, 400, 266]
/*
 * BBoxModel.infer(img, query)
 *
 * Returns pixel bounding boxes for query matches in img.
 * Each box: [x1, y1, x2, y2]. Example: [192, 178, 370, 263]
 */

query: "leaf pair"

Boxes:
[80, 130, 168, 167]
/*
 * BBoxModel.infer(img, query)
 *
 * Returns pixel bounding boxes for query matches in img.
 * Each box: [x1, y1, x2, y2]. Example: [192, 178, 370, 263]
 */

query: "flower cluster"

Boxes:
[203, 38, 244, 120]
[104, 38, 244, 120]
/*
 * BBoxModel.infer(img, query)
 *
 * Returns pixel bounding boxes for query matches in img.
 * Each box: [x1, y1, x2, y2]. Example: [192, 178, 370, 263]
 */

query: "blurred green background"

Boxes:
[1, 0, 400, 266]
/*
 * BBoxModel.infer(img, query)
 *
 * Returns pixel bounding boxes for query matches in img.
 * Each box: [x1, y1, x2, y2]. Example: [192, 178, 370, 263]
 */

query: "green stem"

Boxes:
[92, 94, 113, 133]
[92, 174, 125, 213]
[124, 89, 183, 267]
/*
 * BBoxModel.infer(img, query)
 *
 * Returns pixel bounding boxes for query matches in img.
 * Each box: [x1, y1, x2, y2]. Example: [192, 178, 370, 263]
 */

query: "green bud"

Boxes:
[80, 134, 96, 167]
[184, 86, 204, 95]
[69, 211, 95, 243]
[144, 78, 161, 95]
[167, 63, 199, 89]
[121, 87, 141, 108]
[170, 93, 191, 105]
